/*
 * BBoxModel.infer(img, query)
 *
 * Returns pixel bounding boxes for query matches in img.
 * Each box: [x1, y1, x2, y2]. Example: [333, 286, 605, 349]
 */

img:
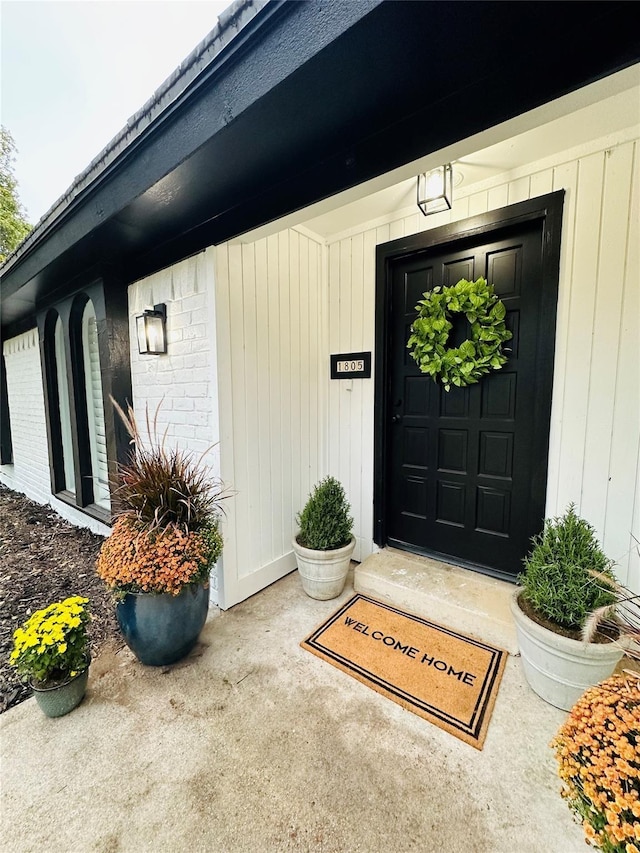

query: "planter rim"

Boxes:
[511, 588, 623, 656]
[115, 581, 209, 598]
[29, 660, 90, 693]
[292, 534, 356, 561]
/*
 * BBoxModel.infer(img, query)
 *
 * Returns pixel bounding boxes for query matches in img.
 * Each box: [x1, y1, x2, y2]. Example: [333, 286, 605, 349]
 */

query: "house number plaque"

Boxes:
[330, 352, 372, 379]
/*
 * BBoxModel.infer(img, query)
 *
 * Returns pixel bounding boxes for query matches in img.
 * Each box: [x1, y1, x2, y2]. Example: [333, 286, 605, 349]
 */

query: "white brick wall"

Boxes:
[0, 329, 111, 537]
[128, 249, 222, 600]
[1, 329, 51, 503]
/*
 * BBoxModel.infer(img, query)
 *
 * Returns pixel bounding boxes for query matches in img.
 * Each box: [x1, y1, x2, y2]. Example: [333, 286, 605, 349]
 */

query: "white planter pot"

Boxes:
[292, 535, 356, 600]
[510, 589, 624, 711]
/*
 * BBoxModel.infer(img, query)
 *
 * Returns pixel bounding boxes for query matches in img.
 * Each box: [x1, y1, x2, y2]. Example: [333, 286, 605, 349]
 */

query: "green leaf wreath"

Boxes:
[407, 277, 512, 391]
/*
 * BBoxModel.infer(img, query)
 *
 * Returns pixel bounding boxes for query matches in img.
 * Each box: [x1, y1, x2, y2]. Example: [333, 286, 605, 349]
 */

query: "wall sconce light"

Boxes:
[417, 164, 453, 216]
[136, 303, 167, 355]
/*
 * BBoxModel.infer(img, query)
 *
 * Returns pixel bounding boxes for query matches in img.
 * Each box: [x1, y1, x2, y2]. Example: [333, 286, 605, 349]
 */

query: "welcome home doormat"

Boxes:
[302, 594, 507, 749]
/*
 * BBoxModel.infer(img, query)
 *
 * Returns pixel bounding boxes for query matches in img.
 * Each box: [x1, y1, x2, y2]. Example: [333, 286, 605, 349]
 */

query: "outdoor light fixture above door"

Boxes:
[136, 303, 167, 355]
[417, 164, 453, 216]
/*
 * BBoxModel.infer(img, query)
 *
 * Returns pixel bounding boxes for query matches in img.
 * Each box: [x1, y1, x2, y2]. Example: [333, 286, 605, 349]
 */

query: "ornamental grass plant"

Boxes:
[9, 596, 90, 687]
[519, 504, 617, 633]
[96, 401, 225, 596]
[583, 572, 640, 663]
[551, 673, 640, 852]
[296, 476, 353, 551]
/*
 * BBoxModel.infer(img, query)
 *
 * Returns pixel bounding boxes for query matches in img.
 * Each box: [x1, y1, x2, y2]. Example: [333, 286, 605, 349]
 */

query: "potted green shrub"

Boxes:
[96, 402, 225, 666]
[9, 596, 91, 717]
[292, 476, 355, 600]
[510, 504, 623, 710]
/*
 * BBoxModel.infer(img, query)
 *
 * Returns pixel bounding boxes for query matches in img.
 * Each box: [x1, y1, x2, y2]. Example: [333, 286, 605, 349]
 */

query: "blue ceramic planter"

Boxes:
[116, 583, 209, 666]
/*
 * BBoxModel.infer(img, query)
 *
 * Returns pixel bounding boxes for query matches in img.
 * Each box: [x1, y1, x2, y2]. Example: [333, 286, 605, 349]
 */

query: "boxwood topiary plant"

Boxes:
[296, 476, 353, 551]
[518, 503, 616, 632]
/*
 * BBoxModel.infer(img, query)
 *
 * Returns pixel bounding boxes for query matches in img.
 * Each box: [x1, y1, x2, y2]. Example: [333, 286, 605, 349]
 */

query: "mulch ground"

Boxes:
[0, 483, 122, 713]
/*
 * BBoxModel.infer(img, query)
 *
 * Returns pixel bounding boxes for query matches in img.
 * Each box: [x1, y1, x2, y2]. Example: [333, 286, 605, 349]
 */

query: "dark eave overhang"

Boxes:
[2, 0, 639, 334]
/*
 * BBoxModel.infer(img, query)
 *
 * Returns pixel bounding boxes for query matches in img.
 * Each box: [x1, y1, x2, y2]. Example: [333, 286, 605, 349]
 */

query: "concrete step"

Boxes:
[354, 548, 518, 654]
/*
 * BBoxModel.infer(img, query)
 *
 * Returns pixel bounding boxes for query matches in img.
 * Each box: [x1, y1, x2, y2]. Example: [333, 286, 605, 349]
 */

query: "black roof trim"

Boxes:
[0, 0, 269, 273]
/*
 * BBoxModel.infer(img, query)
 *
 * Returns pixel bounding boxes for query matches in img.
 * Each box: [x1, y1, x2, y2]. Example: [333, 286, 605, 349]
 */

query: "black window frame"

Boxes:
[38, 276, 132, 525]
[0, 352, 13, 465]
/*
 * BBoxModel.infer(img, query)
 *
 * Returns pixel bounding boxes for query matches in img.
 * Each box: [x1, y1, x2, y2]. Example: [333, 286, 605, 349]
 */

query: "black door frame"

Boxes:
[373, 191, 565, 573]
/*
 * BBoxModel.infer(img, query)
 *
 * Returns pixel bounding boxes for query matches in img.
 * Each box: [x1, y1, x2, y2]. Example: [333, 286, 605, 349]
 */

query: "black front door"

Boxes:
[380, 204, 561, 580]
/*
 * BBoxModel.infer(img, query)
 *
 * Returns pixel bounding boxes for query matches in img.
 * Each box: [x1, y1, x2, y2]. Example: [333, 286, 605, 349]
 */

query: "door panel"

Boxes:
[385, 221, 547, 577]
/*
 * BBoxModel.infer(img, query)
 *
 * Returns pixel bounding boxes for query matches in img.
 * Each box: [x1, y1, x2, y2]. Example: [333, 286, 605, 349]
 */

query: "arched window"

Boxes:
[81, 300, 110, 510]
[54, 315, 75, 494]
[39, 287, 117, 521]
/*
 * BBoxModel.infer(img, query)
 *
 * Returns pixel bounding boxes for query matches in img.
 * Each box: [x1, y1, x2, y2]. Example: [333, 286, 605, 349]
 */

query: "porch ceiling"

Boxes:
[299, 69, 640, 241]
[2, 0, 639, 334]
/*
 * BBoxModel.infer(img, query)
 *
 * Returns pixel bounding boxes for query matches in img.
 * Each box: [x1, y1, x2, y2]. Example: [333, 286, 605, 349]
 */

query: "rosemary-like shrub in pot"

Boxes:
[96, 402, 225, 666]
[510, 503, 623, 710]
[293, 476, 355, 600]
[9, 596, 91, 717]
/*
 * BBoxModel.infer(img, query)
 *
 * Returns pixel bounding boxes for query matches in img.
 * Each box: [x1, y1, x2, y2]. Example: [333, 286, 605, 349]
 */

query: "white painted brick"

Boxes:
[174, 424, 196, 438]
[155, 372, 178, 385]
[167, 340, 197, 357]
[126, 250, 221, 581]
[151, 268, 174, 304]
[183, 353, 207, 369]
[166, 328, 184, 343]
[183, 323, 208, 341]
[189, 411, 210, 427]
[140, 384, 169, 398]
[181, 368, 210, 384]
[186, 383, 209, 397]
[189, 439, 215, 454]
[160, 355, 184, 372]
[128, 256, 219, 487]
[173, 399, 196, 411]
[1, 330, 54, 505]
[169, 311, 193, 329]
[182, 293, 207, 312]
[171, 256, 199, 299]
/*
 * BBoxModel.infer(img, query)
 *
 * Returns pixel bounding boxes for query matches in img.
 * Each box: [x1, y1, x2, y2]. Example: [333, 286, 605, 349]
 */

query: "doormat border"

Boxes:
[301, 594, 507, 749]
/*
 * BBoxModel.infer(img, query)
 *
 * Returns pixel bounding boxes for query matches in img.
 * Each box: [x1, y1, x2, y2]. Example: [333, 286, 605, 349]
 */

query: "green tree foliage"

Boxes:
[1, 127, 31, 263]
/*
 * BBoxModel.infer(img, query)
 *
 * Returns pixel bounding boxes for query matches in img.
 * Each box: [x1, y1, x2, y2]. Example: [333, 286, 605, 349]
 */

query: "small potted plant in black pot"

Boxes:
[510, 503, 623, 710]
[292, 476, 355, 600]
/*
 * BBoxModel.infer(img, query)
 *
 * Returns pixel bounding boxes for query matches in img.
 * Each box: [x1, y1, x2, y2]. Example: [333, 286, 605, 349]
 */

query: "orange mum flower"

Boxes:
[96, 517, 216, 595]
[551, 674, 640, 853]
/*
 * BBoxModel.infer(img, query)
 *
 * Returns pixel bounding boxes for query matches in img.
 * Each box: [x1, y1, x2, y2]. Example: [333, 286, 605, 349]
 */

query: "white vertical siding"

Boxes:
[325, 134, 640, 588]
[326, 233, 377, 563]
[214, 229, 324, 608]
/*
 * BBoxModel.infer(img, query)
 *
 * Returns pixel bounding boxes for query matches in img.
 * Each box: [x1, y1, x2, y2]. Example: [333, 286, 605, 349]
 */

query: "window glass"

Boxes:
[81, 301, 110, 510]
[54, 316, 75, 494]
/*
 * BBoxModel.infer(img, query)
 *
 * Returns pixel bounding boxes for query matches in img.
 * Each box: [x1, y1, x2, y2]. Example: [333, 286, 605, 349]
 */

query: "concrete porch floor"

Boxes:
[355, 548, 519, 654]
[1, 565, 585, 853]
